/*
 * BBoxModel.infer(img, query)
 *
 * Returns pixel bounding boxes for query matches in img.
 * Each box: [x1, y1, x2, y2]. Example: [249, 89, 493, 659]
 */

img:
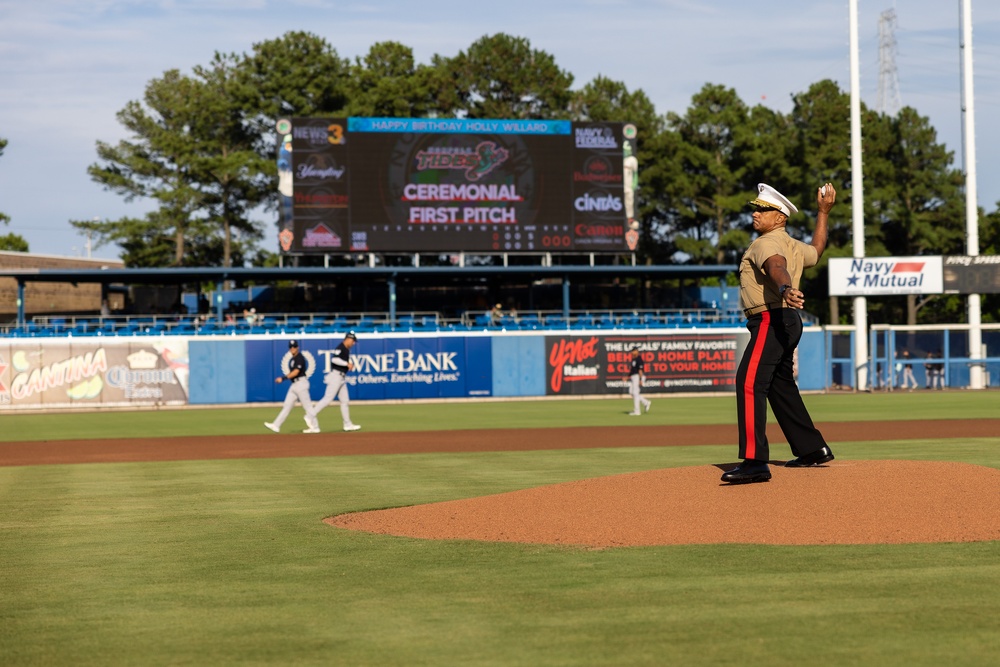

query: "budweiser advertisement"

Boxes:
[544, 334, 739, 396]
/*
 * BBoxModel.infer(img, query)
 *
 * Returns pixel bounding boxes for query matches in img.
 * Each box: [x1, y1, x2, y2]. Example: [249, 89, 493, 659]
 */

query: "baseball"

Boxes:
[820, 185, 827, 197]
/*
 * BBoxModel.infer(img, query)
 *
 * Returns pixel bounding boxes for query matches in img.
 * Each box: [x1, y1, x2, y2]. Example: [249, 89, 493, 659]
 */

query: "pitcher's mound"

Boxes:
[326, 460, 1000, 546]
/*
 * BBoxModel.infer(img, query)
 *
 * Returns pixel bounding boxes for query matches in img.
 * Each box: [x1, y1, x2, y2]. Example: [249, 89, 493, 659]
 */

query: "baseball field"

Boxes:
[2, 391, 999, 666]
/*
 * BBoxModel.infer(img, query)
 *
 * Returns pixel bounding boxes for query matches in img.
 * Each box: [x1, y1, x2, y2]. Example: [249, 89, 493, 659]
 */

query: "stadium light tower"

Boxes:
[877, 9, 902, 116]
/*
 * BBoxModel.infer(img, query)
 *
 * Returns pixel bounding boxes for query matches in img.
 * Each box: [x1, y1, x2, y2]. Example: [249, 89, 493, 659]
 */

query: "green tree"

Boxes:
[191, 52, 273, 268]
[0, 136, 30, 251]
[783, 80, 854, 323]
[78, 70, 209, 266]
[235, 31, 349, 143]
[434, 34, 574, 119]
[345, 41, 438, 118]
[665, 84, 757, 265]
[867, 106, 966, 324]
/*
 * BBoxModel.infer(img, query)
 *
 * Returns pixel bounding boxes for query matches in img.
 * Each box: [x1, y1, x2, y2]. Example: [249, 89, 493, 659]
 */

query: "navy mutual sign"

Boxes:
[828, 256, 944, 296]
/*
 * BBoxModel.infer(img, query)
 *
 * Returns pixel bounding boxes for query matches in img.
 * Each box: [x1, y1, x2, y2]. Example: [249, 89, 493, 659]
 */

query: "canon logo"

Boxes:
[576, 224, 623, 237]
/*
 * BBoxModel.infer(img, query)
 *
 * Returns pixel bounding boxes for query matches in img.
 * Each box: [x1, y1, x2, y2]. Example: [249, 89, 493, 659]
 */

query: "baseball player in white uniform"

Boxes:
[312, 331, 361, 432]
[626, 347, 652, 415]
[264, 339, 320, 433]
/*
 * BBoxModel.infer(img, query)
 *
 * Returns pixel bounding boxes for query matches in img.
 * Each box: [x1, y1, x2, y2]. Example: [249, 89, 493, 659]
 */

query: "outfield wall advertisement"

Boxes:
[244, 336, 492, 403]
[0, 339, 190, 409]
[544, 333, 739, 396]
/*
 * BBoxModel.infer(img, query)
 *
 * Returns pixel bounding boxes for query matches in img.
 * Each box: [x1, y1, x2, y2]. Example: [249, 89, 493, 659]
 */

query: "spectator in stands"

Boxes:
[244, 307, 258, 325]
[490, 303, 503, 326]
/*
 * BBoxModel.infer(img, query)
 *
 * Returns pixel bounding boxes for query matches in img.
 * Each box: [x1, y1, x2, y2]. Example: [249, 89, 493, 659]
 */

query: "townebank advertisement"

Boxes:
[544, 334, 739, 396]
[245, 336, 492, 402]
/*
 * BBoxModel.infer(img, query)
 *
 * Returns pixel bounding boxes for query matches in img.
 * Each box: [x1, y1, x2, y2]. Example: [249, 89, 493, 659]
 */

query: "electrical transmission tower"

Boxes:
[877, 8, 902, 115]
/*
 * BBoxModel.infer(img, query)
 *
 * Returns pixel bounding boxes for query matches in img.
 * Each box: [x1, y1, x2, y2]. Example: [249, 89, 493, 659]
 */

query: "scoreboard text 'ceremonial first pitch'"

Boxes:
[275, 117, 638, 254]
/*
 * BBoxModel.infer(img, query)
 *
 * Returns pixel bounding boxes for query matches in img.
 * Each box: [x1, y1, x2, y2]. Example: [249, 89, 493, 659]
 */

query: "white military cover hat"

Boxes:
[749, 183, 798, 217]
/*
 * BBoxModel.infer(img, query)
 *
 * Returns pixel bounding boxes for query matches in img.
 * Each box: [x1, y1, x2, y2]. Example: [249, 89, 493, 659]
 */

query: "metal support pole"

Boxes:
[961, 0, 984, 389]
[216, 281, 224, 322]
[849, 0, 869, 391]
[17, 279, 26, 326]
[388, 275, 397, 326]
[562, 274, 571, 321]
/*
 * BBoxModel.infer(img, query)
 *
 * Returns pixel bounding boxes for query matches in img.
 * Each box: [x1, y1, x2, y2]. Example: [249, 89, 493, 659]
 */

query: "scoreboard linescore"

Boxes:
[277, 117, 638, 254]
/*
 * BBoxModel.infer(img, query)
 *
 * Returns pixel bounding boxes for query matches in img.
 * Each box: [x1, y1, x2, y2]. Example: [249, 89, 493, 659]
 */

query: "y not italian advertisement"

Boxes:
[544, 334, 739, 396]
[0, 339, 190, 409]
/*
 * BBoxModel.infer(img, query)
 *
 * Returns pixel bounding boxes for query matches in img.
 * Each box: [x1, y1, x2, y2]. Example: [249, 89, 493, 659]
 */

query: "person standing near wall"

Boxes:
[898, 350, 918, 391]
[626, 347, 652, 416]
[312, 331, 362, 432]
[926, 350, 945, 389]
[721, 183, 837, 485]
[265, 340, 320, 433]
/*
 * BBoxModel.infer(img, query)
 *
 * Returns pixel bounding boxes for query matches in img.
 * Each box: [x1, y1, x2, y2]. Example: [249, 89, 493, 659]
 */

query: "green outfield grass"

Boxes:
[2, 396, 999, 666]
[3, 390, 998, 442]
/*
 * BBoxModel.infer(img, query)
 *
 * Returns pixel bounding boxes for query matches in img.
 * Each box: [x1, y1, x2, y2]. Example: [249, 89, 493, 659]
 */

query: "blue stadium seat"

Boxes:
[597, 313, 617, 329]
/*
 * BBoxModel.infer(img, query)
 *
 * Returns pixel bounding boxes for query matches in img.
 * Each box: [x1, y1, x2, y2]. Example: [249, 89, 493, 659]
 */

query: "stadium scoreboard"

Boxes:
[276, 117, 638, 254]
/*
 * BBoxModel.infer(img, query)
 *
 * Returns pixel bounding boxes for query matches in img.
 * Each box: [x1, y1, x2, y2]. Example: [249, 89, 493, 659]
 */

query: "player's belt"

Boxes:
[743, 303, 783, 317]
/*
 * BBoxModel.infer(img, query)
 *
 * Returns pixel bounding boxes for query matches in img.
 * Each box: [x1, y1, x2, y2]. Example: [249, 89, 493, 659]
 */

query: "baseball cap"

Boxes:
[345, 331, 357, 340]
[288, 339, 299, 348]
[748, 183, 798, 217]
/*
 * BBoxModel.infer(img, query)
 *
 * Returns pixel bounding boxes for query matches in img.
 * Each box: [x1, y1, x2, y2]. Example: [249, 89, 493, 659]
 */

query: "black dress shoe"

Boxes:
[720, 460, 772, 484]
[785, 446, 835, 467]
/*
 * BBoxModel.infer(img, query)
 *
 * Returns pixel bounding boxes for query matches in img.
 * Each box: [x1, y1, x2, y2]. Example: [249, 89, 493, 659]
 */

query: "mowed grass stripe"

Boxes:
[3, 391, 998, 443]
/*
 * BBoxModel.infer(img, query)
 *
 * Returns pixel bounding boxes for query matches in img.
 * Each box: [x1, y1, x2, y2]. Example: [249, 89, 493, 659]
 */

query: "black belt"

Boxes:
[744, 303, 784, 317]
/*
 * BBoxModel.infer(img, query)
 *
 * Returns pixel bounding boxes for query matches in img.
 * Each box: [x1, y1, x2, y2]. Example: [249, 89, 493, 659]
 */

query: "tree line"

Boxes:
[20, 30, 994, 324]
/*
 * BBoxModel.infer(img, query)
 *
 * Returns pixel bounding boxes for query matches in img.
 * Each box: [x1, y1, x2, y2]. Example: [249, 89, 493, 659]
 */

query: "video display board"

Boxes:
[276, 117, 636, 254]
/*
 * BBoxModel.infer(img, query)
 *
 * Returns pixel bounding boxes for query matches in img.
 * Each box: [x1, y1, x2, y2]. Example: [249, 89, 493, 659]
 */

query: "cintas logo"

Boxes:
[574, 192, 623, 213]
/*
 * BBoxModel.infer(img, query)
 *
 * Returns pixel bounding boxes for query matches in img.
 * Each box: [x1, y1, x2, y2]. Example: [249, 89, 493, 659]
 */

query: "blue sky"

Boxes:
[1, 0, 999, 259]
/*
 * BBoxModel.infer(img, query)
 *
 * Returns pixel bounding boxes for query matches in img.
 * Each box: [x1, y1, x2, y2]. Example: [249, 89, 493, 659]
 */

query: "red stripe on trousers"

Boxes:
[743, 310, 771, 460]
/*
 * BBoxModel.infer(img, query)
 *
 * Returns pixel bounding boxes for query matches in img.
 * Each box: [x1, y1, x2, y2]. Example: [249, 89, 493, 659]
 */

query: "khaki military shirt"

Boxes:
[739, 228, 818, 311]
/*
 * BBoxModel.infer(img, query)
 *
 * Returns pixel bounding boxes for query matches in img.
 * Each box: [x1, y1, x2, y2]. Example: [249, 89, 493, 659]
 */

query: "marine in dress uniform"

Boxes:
[721, 183, 838, 484]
